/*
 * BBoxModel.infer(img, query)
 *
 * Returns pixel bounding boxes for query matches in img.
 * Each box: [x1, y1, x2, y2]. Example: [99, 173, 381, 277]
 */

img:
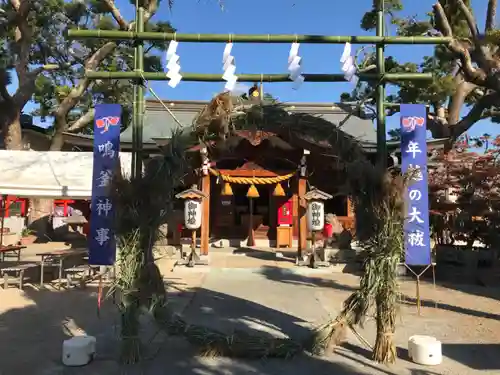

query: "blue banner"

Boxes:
[88, 104, 121, 265]
[400, 104, 431, 266]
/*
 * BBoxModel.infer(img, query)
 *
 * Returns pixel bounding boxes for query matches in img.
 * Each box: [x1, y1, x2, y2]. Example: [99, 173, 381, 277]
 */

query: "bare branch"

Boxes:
[104, 0, 158, 31]
[144, 0, 159, 24]
[103, 0, 129, 30]
[12, 64, 60, 108]
[50, 42, 117, 150]
[457, 0, 479, 39]
[85, 42, 117, 70]
[433, 2, 453, 37]
[28, 64, 60, 78]
[450, 92, 500, 139]
[481, 109, 500, 119]
[67, 109, 95, 132]
[448, 79, 477, 124]
[10, 0, 32, 86]
[8, 0, 20, 11]
[433, 2, 488, 86]
[486, 0, 497, 32]
[427, 114, 451, 139]
[0, 85, 11, 102]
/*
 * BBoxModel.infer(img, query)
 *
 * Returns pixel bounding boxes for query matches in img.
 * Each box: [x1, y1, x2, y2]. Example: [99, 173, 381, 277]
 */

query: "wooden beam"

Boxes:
[298, 177, 307, 255]
[200, 175, 210, 255]
[292, 190, 299, 238]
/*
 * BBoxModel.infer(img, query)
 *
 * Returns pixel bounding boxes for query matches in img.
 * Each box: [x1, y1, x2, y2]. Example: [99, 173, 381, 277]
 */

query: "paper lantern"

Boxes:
[184, 199, 202, 230]
[221, 182, 233, 196]
[273, 183, 285, 197]
[307, 201, 324, 232]
[303, 187, 333, 232]
[247, 184, 260, 198]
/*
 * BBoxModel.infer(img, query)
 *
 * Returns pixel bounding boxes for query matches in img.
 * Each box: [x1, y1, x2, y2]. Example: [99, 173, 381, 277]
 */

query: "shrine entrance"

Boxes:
[190, 128, 358, 253]
[208, 160, 297, 248]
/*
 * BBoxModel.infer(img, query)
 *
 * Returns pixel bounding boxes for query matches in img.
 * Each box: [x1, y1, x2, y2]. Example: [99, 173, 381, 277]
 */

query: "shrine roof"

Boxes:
[119, 99, 377, 145]
[56, 98, 447, 153]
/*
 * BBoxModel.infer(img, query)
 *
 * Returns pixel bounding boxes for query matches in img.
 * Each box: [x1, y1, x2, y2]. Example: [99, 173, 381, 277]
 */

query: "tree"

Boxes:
[343, 0, 500, 146]
[0, 0, 172, 150]
[428, 139, 500, 250]
[0, 0, 172, 235]
[387, 128, 401, 141]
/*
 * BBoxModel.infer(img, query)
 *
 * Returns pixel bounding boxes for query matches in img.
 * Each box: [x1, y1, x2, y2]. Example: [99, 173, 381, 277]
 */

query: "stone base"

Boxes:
[319, 248, 359, 263]
[176, 252, 209, 267]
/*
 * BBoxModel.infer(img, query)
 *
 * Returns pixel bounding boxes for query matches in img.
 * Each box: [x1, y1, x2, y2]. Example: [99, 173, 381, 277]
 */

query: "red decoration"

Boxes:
[0, 196, 27, 217]
[277, 199, 293, 226]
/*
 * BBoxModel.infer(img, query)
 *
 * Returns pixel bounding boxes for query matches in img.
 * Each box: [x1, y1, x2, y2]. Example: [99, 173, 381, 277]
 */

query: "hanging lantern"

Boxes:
[307, 201, 325, 232]
[273, 183, 285, 197]
[175, 185, 207, 230]
[247, 184, 260, 198]
[183, 200, 202, 230]
[221, 182, 233, 196]
[303, 188, 333, 232]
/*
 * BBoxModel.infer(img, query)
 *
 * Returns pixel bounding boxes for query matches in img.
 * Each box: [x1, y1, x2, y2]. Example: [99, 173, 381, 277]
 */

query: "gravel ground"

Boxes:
[0, 255, 499, 375]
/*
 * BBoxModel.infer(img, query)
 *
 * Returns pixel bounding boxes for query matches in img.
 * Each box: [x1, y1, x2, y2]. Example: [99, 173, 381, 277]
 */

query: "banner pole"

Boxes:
[416, 275, 421, 315]
[404, 264, 431, 316]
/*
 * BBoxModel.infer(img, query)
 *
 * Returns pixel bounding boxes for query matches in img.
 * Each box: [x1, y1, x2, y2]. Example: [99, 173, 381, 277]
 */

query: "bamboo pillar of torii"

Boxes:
[67, 0, 451, 187]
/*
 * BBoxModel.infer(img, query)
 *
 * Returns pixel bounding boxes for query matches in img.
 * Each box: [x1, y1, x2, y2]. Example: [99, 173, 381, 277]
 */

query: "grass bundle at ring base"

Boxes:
[152, 303, 303, 358]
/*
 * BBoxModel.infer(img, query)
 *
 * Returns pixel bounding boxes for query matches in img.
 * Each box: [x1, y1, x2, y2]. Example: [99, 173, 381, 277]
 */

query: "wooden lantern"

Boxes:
[303, 188, 333, 232]
[175, 185, 207, 230]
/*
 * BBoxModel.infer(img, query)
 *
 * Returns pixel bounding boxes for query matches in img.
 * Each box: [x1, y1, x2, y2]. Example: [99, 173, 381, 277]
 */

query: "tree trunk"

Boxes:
[0, 103, 23, 150]
[49, 130, 65, 151]
[28, 198, 54, 240]
[44, 118, 68, 236]
[49, 112, 70, 151]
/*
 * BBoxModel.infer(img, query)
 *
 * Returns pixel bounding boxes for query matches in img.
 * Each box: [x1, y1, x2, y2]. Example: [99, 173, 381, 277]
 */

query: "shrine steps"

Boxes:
[177, 237, 298, 249]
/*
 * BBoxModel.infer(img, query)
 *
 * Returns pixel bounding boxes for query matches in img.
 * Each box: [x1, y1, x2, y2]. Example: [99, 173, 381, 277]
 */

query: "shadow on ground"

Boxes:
[0, 265, 492, 374]
[232, 247, 296, 264]
[0, 283, 390, 375]
[409, 259, 500, 305]
[400, 293, 500, 321]
[442, 343, 500, 370]
[258, 261, 500, 323]
[257, 265, 357, 292]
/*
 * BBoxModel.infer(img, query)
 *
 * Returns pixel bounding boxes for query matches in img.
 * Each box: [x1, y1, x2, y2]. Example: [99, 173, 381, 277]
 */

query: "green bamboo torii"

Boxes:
[67, 1, 451, 179]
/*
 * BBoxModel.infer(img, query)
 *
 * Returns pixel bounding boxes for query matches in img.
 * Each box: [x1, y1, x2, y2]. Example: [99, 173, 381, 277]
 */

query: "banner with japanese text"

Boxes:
[88, 104, 121, 265]
[400, 104, 431, 266]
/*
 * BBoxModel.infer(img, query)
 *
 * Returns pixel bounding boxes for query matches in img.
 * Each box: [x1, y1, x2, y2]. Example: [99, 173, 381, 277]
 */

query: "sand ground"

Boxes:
[0, 244, 499, 375]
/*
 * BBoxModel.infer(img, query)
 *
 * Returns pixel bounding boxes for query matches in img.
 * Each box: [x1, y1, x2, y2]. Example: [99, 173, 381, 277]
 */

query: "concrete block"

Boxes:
[212, 239, 230, 248]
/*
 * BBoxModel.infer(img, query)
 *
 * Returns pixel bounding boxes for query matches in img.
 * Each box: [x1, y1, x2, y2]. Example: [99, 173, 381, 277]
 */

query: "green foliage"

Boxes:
[2, 0, 174, 135]
[343, 0, 485, 137]
[360, 0, 403, 31]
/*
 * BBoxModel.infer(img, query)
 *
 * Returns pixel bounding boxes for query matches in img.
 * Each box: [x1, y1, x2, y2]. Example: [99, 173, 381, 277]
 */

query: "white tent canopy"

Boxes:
[0, 151, 132, 198]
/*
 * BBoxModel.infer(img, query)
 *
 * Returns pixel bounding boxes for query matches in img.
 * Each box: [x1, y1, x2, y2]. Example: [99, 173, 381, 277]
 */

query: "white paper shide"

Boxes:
[340, 42, 358, 85]
[165, 40, 183, 88]
[288, 42, 304, 90]
[222, 42, 238, 91]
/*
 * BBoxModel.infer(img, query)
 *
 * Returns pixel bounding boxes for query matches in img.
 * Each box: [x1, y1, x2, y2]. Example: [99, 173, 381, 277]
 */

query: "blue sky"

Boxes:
[8, 0, 496, 137]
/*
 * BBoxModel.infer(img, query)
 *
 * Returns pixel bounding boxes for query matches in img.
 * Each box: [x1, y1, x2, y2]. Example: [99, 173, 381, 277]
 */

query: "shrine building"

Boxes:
[12, 96, 445, 254]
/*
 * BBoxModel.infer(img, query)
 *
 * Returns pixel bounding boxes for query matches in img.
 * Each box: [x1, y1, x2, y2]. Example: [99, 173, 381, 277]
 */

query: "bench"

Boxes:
[65, 264, 99, 288]
[1, 263, 39, 289]
[0, 245, 26, 262]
